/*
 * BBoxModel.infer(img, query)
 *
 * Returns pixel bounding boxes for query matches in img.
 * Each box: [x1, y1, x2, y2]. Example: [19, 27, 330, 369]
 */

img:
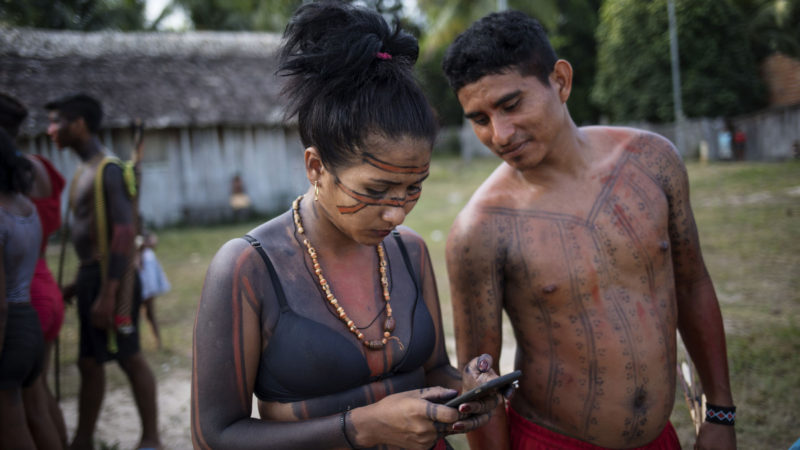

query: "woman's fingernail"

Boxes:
[452, 423, 465, 432]
[459, 404, 471, 413]
[479, 359, 489, 372]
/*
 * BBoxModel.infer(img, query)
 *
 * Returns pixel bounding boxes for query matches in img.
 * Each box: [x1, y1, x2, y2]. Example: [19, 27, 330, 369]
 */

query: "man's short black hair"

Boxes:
[45, 93, 103, 133]
[442, 10, 558, 94]
[0, 92, 28, 138]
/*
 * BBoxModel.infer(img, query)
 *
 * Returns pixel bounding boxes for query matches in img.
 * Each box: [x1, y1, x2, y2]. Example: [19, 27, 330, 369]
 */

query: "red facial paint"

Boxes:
[335, 153, 429, 215]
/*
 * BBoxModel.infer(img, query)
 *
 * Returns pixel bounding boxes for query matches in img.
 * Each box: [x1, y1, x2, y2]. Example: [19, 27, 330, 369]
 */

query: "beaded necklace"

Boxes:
[292, 195, 399, 350]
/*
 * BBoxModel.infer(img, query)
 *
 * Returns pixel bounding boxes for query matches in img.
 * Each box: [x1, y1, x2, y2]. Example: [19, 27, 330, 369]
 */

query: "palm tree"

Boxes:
[416, 0, 560, 62]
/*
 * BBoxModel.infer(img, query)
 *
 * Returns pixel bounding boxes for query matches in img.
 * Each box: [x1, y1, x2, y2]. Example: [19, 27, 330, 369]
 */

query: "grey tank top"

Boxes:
[0, 205, 41, 303]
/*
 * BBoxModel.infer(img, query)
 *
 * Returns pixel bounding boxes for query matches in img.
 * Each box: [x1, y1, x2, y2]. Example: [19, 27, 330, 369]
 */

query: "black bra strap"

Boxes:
[242, 234, 290, 311]
[386, 231, 420, 375]
[392, 230, 420, 295]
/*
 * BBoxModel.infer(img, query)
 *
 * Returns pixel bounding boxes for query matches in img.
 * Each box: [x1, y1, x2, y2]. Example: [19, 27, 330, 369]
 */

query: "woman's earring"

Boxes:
[314, 180, 319, 201]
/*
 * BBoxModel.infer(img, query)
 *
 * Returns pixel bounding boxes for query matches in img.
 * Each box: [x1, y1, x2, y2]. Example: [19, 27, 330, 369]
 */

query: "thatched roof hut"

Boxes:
[0, 28, 308, 227]
[1, 27, 284, 137]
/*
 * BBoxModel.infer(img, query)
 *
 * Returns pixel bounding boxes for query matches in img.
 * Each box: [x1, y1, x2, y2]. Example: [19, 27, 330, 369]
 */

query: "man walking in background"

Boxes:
[46, 93, 161, 450]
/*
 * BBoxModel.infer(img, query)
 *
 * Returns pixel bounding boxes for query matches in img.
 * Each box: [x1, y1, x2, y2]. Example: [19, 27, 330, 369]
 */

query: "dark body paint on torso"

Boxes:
[244, 214, 437, 420]
[466, 133, 687, 445]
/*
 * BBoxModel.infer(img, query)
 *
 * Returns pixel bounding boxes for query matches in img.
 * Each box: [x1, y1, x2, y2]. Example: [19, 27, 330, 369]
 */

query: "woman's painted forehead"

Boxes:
[357, 134, 432, 166]
[338, 150, 430, 185]
[362, 152, 429, 175]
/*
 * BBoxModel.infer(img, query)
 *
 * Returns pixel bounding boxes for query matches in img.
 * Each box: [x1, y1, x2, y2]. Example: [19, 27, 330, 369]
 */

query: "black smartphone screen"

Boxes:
[444, 370, 522, 407]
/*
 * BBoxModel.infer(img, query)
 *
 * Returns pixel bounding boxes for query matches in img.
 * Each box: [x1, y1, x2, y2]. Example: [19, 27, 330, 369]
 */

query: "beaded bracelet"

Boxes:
[340, 410, 357, 449]
[705, 403, 736, 426]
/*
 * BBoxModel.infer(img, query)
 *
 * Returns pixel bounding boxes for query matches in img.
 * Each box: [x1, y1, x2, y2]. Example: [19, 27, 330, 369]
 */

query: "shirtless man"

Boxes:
[46, 94, 161, 450]
[442, 11, 735, 450]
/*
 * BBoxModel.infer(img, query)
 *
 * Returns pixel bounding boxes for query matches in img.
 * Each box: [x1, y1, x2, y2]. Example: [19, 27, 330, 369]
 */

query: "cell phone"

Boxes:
[445, 370, 522, 407]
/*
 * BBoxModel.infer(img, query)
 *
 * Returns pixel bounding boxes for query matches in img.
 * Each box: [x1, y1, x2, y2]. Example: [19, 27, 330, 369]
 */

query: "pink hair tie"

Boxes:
[376, 51, 392, 60]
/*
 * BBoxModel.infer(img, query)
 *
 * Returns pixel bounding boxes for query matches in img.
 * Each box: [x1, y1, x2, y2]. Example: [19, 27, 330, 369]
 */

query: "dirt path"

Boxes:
[62, 370, 193, 449]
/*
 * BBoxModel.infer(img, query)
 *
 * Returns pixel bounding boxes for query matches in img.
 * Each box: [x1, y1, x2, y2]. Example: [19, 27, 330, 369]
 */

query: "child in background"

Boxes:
[137, 232, 170, 349]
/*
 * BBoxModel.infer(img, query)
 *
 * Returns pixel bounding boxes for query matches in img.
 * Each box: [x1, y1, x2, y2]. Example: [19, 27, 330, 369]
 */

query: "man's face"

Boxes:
[47, 110, 77, 150]
[457, 69, 566, 171]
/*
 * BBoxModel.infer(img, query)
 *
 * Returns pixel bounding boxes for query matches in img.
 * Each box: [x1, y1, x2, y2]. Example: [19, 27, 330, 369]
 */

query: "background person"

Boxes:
[191, 2, 504, 448]
[0, 128, 44, 449]
[442, 10, 735, 450]
[46, 93, 161, 450]
[137, 231, 170, 349]
[0, 91, 68, 448]
[229, 173, 252, 222]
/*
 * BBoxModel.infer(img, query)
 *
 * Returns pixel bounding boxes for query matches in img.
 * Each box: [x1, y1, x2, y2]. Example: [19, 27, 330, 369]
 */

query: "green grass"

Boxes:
[48, 157, 800, 449]
[678, 160, 800, 449]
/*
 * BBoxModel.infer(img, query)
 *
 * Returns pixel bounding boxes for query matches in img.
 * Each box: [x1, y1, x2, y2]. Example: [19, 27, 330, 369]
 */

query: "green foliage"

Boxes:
[416, 46, 464, 127]
[415, 0, 494, 126]
[549, 0, 602, 125]
[0, 0, 146, 30]
[172, 0, 409, 32]
[733, 0, 800, 60]
[593, 0, 767, 123]
[678, 1, 766, 118]
[725, 325, 800, 448]
[171, 0, 299, 31]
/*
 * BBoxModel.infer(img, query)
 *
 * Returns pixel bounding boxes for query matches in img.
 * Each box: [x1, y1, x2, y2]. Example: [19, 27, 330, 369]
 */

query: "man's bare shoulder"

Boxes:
[461, 162, 518, 213]
[582, 125, 681, 163]
[448, 162, 520, 249]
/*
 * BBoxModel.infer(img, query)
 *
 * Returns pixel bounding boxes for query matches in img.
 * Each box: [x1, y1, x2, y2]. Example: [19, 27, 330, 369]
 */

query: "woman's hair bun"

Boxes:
[277, 1, 437, 170]
[279, 1, 417, 95]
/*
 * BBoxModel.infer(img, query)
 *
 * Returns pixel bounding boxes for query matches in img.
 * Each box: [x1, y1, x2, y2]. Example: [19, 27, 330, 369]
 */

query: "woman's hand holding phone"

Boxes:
[455, 354, 518, 419]
[446, 370, 521, 407]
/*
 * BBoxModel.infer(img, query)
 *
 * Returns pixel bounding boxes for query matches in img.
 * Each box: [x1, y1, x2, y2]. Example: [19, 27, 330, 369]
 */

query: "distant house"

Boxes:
[0, 27, 307, 227]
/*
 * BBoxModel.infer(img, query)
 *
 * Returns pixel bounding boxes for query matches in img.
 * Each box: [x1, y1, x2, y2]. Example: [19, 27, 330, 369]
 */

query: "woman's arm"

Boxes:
[192, 237, 465, 449]
[191, 238, 356, 449]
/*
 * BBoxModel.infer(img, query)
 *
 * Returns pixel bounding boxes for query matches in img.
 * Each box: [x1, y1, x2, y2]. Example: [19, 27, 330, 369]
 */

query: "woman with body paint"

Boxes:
[190, 2, 503, 449]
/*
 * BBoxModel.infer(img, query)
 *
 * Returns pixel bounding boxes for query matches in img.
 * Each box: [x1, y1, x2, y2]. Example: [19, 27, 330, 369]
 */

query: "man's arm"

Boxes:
[662, 145, 735, 449]
[411, 227, 502, 403]
[92, 163, 136, 329]
[446, 208, 510, 450]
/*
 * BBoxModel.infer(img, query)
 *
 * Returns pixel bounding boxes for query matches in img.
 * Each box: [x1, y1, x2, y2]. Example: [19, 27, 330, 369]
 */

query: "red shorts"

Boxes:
[508, 406, 681, 450]
[432, 438, 450, 450]
[29, 258, 65, 342]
